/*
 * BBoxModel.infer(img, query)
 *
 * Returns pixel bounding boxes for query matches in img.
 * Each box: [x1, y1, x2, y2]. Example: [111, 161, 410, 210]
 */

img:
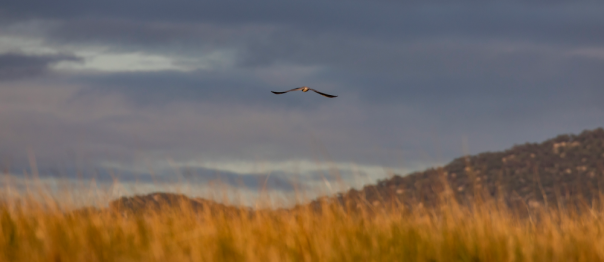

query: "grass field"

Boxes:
[2, 180, 604, 262]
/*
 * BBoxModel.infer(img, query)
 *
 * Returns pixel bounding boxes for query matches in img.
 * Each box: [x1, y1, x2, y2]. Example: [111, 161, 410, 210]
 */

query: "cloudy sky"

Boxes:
[0, 1, 603, 199]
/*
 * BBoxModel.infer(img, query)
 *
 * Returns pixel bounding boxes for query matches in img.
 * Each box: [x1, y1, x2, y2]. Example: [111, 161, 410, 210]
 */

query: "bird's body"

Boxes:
[271, 86, 337, 98]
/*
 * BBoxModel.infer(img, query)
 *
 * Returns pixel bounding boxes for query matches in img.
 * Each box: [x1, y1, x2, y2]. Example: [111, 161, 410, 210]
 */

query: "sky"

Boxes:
[0, 1, 603, 201]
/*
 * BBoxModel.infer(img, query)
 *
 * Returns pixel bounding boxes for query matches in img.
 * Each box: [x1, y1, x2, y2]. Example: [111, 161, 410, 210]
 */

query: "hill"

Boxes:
[108, 192, 249, 215]
[323, 128, 604, 210]
[107, 128, 604, 212]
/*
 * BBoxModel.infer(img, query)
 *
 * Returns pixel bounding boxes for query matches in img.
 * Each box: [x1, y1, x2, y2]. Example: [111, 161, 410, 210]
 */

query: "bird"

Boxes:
[271, 86, 337, 98]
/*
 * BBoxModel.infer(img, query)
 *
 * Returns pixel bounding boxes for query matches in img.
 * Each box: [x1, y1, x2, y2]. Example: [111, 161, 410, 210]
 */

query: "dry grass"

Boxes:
[2, 183, 604, 262]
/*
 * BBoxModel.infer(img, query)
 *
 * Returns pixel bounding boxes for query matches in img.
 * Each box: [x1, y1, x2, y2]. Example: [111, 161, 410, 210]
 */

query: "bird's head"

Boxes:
[301, 86, 309, 92]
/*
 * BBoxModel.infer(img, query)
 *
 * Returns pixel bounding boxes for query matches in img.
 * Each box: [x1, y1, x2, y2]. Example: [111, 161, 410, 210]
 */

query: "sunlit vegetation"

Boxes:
[1, 185, 604, 261]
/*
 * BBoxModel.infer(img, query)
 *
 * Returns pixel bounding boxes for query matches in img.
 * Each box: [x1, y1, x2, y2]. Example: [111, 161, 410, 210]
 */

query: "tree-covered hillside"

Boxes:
[330, 128, 604, 209]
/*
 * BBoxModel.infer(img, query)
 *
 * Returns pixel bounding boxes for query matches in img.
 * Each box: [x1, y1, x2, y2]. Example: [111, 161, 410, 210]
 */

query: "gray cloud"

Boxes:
[20, 2, 599, 109]
[9, 2, 598, 49]
[0, 52, 82, 80]
[25, 166, 301, 192]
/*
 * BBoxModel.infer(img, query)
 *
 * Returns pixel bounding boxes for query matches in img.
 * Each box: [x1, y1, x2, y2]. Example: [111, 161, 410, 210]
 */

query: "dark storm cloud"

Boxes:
[3, 1, 604, 40]
[13, 0, 598, 108]
[0, 0, 603, 195]
[1, 0, 601, 109]
[0, 52, 82, 80]
[4, 2, 600, 47]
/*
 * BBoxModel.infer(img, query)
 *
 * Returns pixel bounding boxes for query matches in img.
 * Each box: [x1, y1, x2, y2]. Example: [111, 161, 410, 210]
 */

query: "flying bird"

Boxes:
[271, 86, 337, 98]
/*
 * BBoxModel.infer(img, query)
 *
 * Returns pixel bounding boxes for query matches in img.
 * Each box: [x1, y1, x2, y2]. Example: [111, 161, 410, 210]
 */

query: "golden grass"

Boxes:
[2, 186, 604, 262]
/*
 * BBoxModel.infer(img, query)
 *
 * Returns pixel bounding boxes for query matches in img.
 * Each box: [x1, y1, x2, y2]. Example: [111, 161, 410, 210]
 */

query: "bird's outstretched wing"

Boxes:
[271, 87, 304, 94]
[310, 89, 338, 98]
